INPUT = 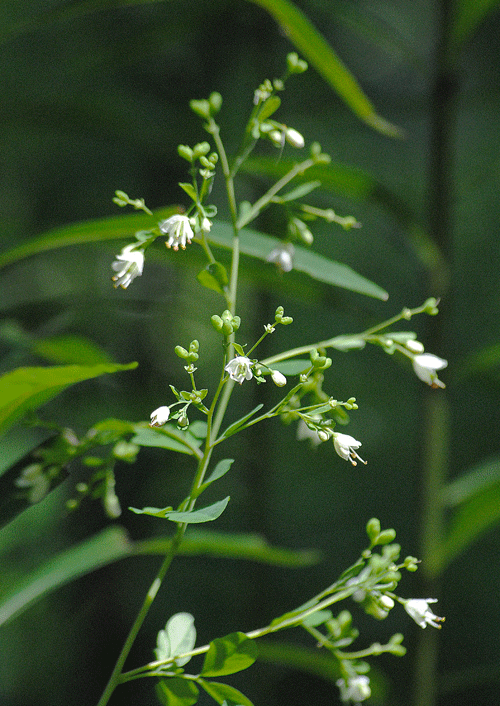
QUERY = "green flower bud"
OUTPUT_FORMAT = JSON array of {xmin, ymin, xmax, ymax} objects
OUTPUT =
[
  {"xmin": 193, "ymin": 142, "xmax": 211, "ymax": 159},
  {"xmin": 175, "ymin": 346, "xmax": 189, "ymax": 359},
  {"xmin": 178, "ymin": 144, "xmax": 194, "ymax": 162},
  {"xmin": 366, "ymin": 517, "xmax": 381, "ymax": 542},
  {"xmin": 190, "ymin": 99, "xmax": 211, "ymax": 119},
  {"xmin": 209, "ymin": 92, "xmax": 222, "ymax": 114},
  {"xmin": 211, "ymin": 315, "xmax": 223, "ymax": 331},
  {"xmin": 423, "ymin": 297, "xmax": 440, "ymax": 315},
  {"xmin": 378, "ymin": 529, "xmax": 397, "ymax": 545},
  {"xmin": 286, "ymin": 52, "xmax": 308, "ymax": 74}
]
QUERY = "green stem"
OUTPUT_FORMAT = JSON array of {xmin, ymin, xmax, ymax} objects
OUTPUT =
[{"xmin": 413, "ymin": 1, "xmax": 454, "ymax": 705}]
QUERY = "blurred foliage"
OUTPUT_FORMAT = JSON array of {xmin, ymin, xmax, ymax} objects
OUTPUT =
[{"xmin": 1, "ymin": 1, "xmax": 500, "ymax": 706}]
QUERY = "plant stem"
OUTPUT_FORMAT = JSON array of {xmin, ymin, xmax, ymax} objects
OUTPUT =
[{"xmin": 413, "ymin": 1, "xmax": 455, "ymax": 705}]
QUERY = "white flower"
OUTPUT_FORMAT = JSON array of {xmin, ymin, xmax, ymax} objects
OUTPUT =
[
  {"xmin": 266, "ymin": 244, "xmax": 295, "ymax": 272},
  {"xmin": 333, "ymin": 433, "xmax": 367, "ymax": 466},
  {"xmin": 159, "ymin": 215, "xmax": 194, "ymax": 250},
  {"xmin": 150, "ymin": 406, "xmax": 171, "ymax": 427},
  {"xmin": 336, "ymin": 675, "xmax": 371, "ymax": 703},
  {"xmin": 225, "ymin": 356, "xmax": 253, "ymax": 384},
  {"xmin": 404, "ymin": 598, "xmax": 445, "ymax": 629},
  {"xmin": 412, "ymin": 353, "xmax": 448, "ymax": 388},
  {"xmin": 285, "ymin": 127, "xmax": 305, "ymax": 148},
  {"xmin": 111, "ymin": 245, "xmax": 145, "ymax": 289},
  {"xmin": 201, "ymin": 217, "xmax": 212, "ymax": 233},
  {"xmin": 296, "ymin": 419, "xmax": 323, "ymax": 447},
  {"xmin": 270, "ymin": 369, "xmax": 287, "ymax": 387},
  {"xmin": 15, "ymin": 463, "xmax": 50, "ymax": 504}
]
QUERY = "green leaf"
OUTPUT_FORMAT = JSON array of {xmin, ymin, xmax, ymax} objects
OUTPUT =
[
  {"xmin": 277, "ymin": 181, "xmax": 322, "ymax": 202},
  {"xmin": 0, "ymin": 529, "xmax": 319, "ymax": 627},
  {"xmin": 196, "ymin": 261, "xmax": 229, "ymax": 295},
  {"xmin": 131, "ymin": 425, "xmax": 203, "ymax": 456},
  {"xmin": 32, "ymin": 334, "xmax": 116, "ymax": 365},
  {"xmin": 0, "ymin": 362, "xmax": 138, "ymax": 439},
  {"xmin": 209, "ymin": 222, "xmax": 388, "ymax": 301},
  {"xmin": 200, "ymin": 680, "xmax": 254, "ymax": 706},
  {"xmin": 141, "ymin": 530, "xmax": 320, "ymax": 567},
  {"xmin": 198, "ymin": 459, "xmax": 234, "ymax": 492},
  {"xmin": 201, "ymin": 632, "xmax": 258, "ymax": 677},
  {"xmin": 442, "ymin": 456, "xmax": 500, "ymax": 507},
  {"xmin": 435, "ymin": 456, "xmax": 500, "ymax": 573},
  {"xmin": 450, "ymin": 0, "xmax": 500, "ymax": 55},
  {"xmin": 438, "ymin": 481, "xmax": 500, "ymax": 573},
  {"xmin": 156, "ymin": 677, "xmax": 199, "ymax": 706},
  {"xmin": 156, "ymin": 613, "xmax": 196, "ymax": 666},
  {"xmin": 178, "ymin": 182, "xmax": 198, "ymax": 201},
  {"xmin": 248, "ymin": 0, "xmax": 402, "ymax": 137},
  {"xmin": 268, "ymin": 359, "xmax": 311, "ymax": 375},
  {"xmin": 219, "ymin": 405, "xmax": 264, "ymax": 441},
  {"xmin": 0, "ymin": 206, "xmax": 177, "ymax": 272},
  {"xmin": 257, "ymin": 95, "xmax": 281, "ymax": 121},
  {"xmin": 130, "ymin": 497, "xmax": 230, "ymax": 524},
  {"xmin": 0, "ymin": 527, "xmax": 131, "ymax": 626}
]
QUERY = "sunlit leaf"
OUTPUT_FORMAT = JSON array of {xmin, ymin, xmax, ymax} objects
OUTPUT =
[
  {"xmin": 200, "ymin": 680, "xmax": 254, "ymax": 706},
  {"xmin": 156, "ymin": 613, "xmax": 196, "ymax": 667},
  {"xmin": 201, "ymin": 632, "xmax": 258, "ymax": 677},
  {"xmin": 0, "ymin": 362, "xmax": 137, "ymax": 439},
  {"xmin": 156, "ymin": 677, "xmax": 199, "ymax": 706},
  {"xmin": 442, "ymin": 456, "xmax": 500, "ymax": 507}
]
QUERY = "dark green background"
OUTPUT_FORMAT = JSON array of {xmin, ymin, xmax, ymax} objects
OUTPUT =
[{"xmin": 1, "ymin": 1, "xmax": 499, "ymax": 705}]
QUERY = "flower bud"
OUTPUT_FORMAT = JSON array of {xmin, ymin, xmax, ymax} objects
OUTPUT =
[
  {"xmin": 285, "ymin": 128, "xmax": 305, "ymax": 148},
  {"xmin": 270, "ymin": 369, "xmax": 287, "ymax": 387},
  {"xmin": 150, "ymin": 406, "xmax": 170, "ymax": 427}
]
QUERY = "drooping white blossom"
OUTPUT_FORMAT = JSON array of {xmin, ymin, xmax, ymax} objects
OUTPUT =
[
  {"xmin": 159, "ymin": 215, "xmax": 194, "ymax": 251},
  {"xmin": 266, "ymin": 244, "xmax": 295, "ymax": 273},
  {"xmin": 111, "ymin": 245, "xmax": 145, "ymax": 289},
  {"xmin": 412, "ymin": 353, "xmax": 448, "ymax": 388},
  {"xmin": 225, "ymin": 356, "xmax": 253, "ymax": 384},
  {"xmin": 333, "ymin": 432, "xmax": 366, "ymax": 466},
  {"xmin": 150, "ymin": 406, "xmax": 171, "ymax": 427},
  {"xmin": 336, "ymin": 675, "xmax": 371, "ymax": 703},
  {"xmin": 404, "ymin": 598, "xmax": 445, "ymax": 629}
]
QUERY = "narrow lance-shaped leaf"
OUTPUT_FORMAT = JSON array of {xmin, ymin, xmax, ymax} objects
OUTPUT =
[
  {"xmin": 0, "ymin": 529, "xmax": 319, "ymax": 627},
  {"xmin": 0, "ymin": 362, "xmax": 138, "ymax": 439},
  {"xmin": 248, "ymin": 0, "xmax": 402, "ymax": 137}
]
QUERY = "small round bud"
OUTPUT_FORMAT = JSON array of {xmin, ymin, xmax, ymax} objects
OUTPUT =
[
  {"xmin": 175, "ymin": 346, "xmax": 189, "ymax": 359},
  {"xmin": 423, "ymin": 297, "xmax": 440, "ymax": 315}
]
